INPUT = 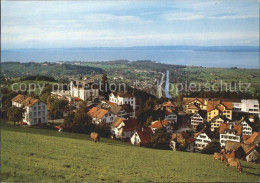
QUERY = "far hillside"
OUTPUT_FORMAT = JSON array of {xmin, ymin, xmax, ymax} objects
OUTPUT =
[{"xmin": 1, "ymin": 62, "xmax": 104, "ymax": 77}]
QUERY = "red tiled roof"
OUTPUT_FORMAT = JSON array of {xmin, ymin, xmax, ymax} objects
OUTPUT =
[
  {"xmin": 112, "ymin": 117, "xmax": 125, "ymax": 128},
  {"xmin": 244, "ymin": 132, "xmax": 259, "ymax": 145},
  {"xmin": 163, "ymin": 101, "xmax": 176, "ymax": 107},
  {"xmin": 149, "ymin": 120, "xmax": 169, "ymax": 129},
  {"xmin": 12, "ymin": 94, "xmax": 40, "ymax": 107},
  {"xmin": 87, "ymin": 107, "xmax": 109, "ymax": 119},
  {"xmin": 219, "ymin": 123, "xmax": 242, "ymax": 136}
]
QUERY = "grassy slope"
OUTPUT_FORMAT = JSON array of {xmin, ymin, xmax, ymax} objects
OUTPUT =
[{"xmin": 1, "ymin": 121, "xmax": 259, "ymax": 182}]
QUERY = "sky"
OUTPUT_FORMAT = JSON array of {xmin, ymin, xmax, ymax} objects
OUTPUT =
[{"xmin": 1, "ymin": 0, "xmax": 259, "ymax": 49}]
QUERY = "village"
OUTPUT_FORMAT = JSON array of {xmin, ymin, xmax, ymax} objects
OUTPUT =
[{"xmin": 7, "ymin": 76, "xmax": 260, "ymax": 171}]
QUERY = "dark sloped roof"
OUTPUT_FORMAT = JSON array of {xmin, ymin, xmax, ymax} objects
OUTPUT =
[
  {"xmin": 194, "ymin": 127, "xmax": 215, "ymax": 140},
  {"xmin": 136, "ymin": 128, "xmax": 153, "ymax": 145},
  {"xmin": 122, "ymin": 118, "xmax": 141, "ymax": 132}
]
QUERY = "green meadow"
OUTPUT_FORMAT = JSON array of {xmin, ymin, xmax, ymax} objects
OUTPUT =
[{"xmin": 1, "ymin": 121, "xmax": 259, "ymax": 182}]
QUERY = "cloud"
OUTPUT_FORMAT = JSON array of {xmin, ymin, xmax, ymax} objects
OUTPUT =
[{"xmin": 162, "ymin": 12, "xmax": 259, "ymax": 21}]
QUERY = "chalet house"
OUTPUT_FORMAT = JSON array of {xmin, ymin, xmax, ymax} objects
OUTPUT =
[
  {"xmin": 87, "ymin": 107, "xmax": 115, "ymax": 124},
  {"xmin": 246, "ymin": 148, "xmax": 260, "ymax": 163},
  {"xmin": 12, "ymin": 94, "xmax": 48, "ymax": 126},
  {"xmin": 149, "ymin": 120, "xmax": 173, "ymax": 134},
  {"xmin": 97, "ymin": 101, "xmax": 134, "ymax": 118},
  {"xmin": 170, "ymin": 132, "xmax": 195, "ymax": 152},
  {"xmin": 219, "ymin": 123, "xmax": 242, "ymax": 147},
  {"xmin": 155, "ymin": 101, "xmax": 177, "ymax": 111},
  {"xmin": 194, "ymin": 127, "xmax": 215, "ymax": 150},
  {"xmin": 109, "ymin": 92, "xmax": 136, "ymax": 110},
  {"xmin": 244, "ymin": 132, "xmax": 260, "ymax": 146},
  {"xmin": 235, "ymin": 117, "xmax": 254, "ymax": 136},
  {"xmin": 164, "ymin": 108, "xmax": 177, "ymax": 123},
  {"xmin": 190, "ymin": 110, "xmax": 207, "ymax": 130},
  {"xmin": 111, "ymin": 118, "xmax": 141, "ymax": 139},
  {"xmin": 224, "ymin": 141, "xmax": 246, "ymax": 160},
  {"xmin": 206, "ymin": 100, "xmax": 232, "ymax": 121},
  {"xmin": 232, "ymin": 99, "xmax": 259, "ymax": 115},
  {"xmin": 70, "ymin": 80, "xmax": 99, "ymax": 101},
  {"xmin": 224, "ymin": 141, "xmax": 259, "ymax": 162},
  {"xmin": 131, "ymin": 128, "xmax": 153, "ymax": 146},
  {"xmin": 210, "ymin": 115, "xmax": 229, "ymax": 132},
  {"xmin": 183, "ymin": 97, "xmax": 207, "ymax": 112}
]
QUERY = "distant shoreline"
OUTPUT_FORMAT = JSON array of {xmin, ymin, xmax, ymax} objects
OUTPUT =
[{"xmin": 1, "ymin": 60, "xmax": 259, "ymax": 70}]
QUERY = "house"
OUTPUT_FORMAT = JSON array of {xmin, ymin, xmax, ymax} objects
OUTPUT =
[
  {"xmin": 224, "ymin": 141, "xmax": 259, "ymax": 162},
  {"xmin": 207, "ymin": 100, "xmax": 232, "ymax": 121},
  {"xmin": 235, "ymin": 117, "xmax": 254, "ymax": 136},
  {"xmin": 97, "ymin": 101, "xmax": 134, "ymax": 118},
  {"xmin": 111, "ymin": 118, "xmax": 141, "ymax": 139},
  {"xmin": 246, "ymin": 148, "xmax": 260, "ymax": 163},
  {"xmin": 186, "ymin": 104, "xmax": 200, "ymax": 114},
  {"xmin": 155, "ymin": 101, "xmax": 177, "ymax": 111},
  {"xmin": 183, "ymin": 97, "xmax": 207, "ymax": 112},
  {"xmin": 219, "ymin": 123, "xmax": 242, "ymax": 147},
  {"xmin": 170, "ymin": 132, "xmax": 195, "ymax": 152},
  {"xmin": 232, "ymin": 99, "xmax": 259, "ymax": 115},
  {"xmin": 149, "ymin": 120, "xmax": 173, "ymax": 134},
  {"xmin": 12, "ymin": 94, "xmax": 48, "ymax": 125},
  {"xmin": 109, "ymin": 92, "xmax": 136, "ymax": 110},
  {"xmin": 210, "ymin": 115, "xmax": 229, "ymax": 132},
  {"xmin": 130, "ymin": 128, "xmax": 153, "ymax": 146},
  {"xmin": 194, "ymin": 127, "xmax": 215, "ymax": 150},
  {"xmin": 164, "ymin": 108, "xmax": 177, "ymax": 123},
  {"xmin": 244, "ymin": 132, "xmax": 260, "ymax": 146},
  {"xmin": 190, "ymin": 110, "xmax": 207, "ymax": 130},
  {"xmin": 109, "ymin": 105, "xmax": 128, "ymax": 118},
  {"xmin": 87, "ymin": 107, "xmax": 115, "ymax": 124},
  {"xmin": 224, "ymin": 141, "xmax": 246, "ymax": 160},
  {"xmin": 70, "ymin": 80, "xmax": 99, "ymax": 101}
]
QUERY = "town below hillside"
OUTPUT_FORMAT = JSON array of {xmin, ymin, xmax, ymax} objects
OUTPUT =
[{"xmin": 1, "ymin": 60, "xmax": 260, "ymax": 182}]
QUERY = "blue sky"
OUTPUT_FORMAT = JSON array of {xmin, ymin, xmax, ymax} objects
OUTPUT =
[{"xmin": 2, "ymin": 0, "xmax": 259, "ymax": 49}]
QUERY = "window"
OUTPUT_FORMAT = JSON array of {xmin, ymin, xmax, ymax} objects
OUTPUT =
[
  {"xmin": 38, "ymin": 112, "xmax": 41, "ymax": 115},
  {"xmin": 34, "ymin": 107, "xmax": 36, "ymax": 111},
  {"xmin": 34, "ymin": 112, "xmax": 36, "ymax": 116}
]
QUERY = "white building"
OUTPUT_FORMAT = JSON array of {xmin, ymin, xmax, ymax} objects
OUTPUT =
[
  {"xmin": 109, "ymin": 92, "xmax": 136, "ymax": 110},
  {"xmin": 237, "ymin": 118, "xmax": 254, "ymax": 136},
  {"xmin": 190, "ymin": 110, "xmax": 207, "ymax": 130},
  {"xmin": 164, "ymin": 108, "xmax": 177, "ymax": 123},
  {"xmin": 233, "ymin": 99, "xmax": 259, "ymax": 114},
  {"xmin": 70, "ymin": 80, "xmax": 99, "ymax": 101},
  {"xmin": 111, "ymin": 118, "xmax": 141, "ymax": 139},
  {"xmin": 219, "ymin": 123, "xmax": 242, "ymax": 147},
  {"xmin": 87, "ymin": 107, "xmax": 115, "ymax": 124},
  {"xmin": 130, "ymin": 128, "xmax": 153, "ymax": 146},
  {"xmin": 194, "ymin": 127, "xmax": 215, "ymax": 150},
  {"xmin": 12, "ymin": 94, "xmax": 48, "ymax": 125}
]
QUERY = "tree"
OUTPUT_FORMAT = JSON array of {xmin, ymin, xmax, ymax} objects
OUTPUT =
[
  {"xmin": 149, "ymin": 127, "xmax": 171, "ymax": 150},
  {"xmin": 177, "ymin": 94, "xmax": 183, "ymax": 111},
  {"xmin": 7, "ymin": 106, "xmax": 26, "ymax": 125},
  {"xmin": 201, "ymin": 141, "xmax": 221, "ymax": 154}
]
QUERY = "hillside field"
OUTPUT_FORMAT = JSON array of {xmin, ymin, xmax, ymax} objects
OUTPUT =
[{"xmin": 1, "ymin": 121, "xmax": 259, "ymax": 182}]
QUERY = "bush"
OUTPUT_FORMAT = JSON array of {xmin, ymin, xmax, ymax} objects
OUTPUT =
[{"xmin": 201, "ymin": 141, "xmax": 221, "ymax": 154}]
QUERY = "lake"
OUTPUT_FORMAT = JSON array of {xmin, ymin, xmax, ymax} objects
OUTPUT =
[{"xmin": 1, "ymin": 48, "xmax": 259, "ymax": 69}]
